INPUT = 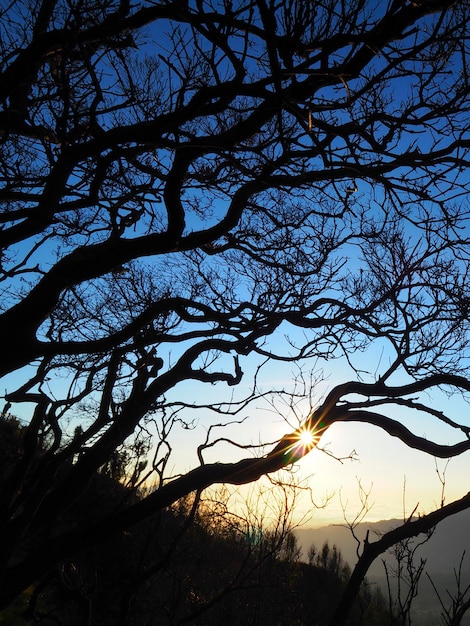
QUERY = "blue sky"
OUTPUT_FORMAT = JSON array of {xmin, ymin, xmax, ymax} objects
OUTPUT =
[
  {"xmin": 147, "ymin": 340, "xmax": 470, "ymax": 527},
  {"xmin": 3, "ymin": 0, "xmax": 470, "ymax": 531}
]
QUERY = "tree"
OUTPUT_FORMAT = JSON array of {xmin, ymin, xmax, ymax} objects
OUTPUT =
[{"xmin": 2, "ymin": 0, "xmax": 470, "ymax": 621}]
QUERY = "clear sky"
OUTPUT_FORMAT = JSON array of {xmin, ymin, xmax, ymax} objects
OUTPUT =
[
  {"xmin": 5, "ymin": 218, "xmax": 470, "ymax": 530},
  {"xmin": 158, "ymin": 345, "xmax": 470, "ymax": 528},
  {"xmin": 3, "ymin": 0, "xmax": 470, "ymax": 534},
  {"xmin": 6, "ymin": 349, "xmax": 469, "ymax": 529}
]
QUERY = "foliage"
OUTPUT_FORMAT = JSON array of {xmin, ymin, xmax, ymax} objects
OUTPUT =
[{"xmin": 0, "ymin": 461, "xmax": 389, "ymax": 625}]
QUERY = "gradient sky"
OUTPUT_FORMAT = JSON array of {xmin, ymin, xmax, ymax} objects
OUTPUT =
[
  {"xmin": 5, "ymin": 242, "xmax": 469, "ymax": 529},
  {"xmin": 159, "ymin": 343, "xmax": 470, "ymax": 528},
  {"xmin": 3, "ymin": 1, "xmax": 470, "ymax": 533}
]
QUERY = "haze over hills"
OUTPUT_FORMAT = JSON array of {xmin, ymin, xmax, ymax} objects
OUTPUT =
[{"xmin": 295, "ymin": 508, "xmax": 470, "ymax": 625}]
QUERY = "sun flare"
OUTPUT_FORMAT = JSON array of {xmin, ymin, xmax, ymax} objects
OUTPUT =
[
  {"xmin": 278, "ymin": 419, "xmax": 326, "ymax": 462},
  {"xmin": 298, "ymin": 429, "xmax": 315, "ymax": 447}
]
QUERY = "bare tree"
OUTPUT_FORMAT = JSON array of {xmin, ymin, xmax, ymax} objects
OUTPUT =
[
  {"xmin": 2, "ymin": 0, "xmax": 470, "ymax": 620},
  {"xmin": 428, "ymin": 552, "xmax": 470, "ymax": 626}
]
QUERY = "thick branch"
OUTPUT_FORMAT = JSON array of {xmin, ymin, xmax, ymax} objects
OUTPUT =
[{"xmin": 330, "ymin": 491, "xmax": 470, "ymax": 625}]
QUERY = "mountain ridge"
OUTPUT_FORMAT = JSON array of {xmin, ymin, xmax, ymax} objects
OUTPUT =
[
  {"xmin": 295, "ymin": 507, "xmax": 470, "ymax": 576},
  {"xmin": 295, "ymin": 507, "xmax": 470, "ymax": 625}
]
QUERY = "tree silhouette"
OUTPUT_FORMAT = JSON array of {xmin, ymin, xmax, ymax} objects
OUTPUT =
[{"xmin": 2, "ymin": 0, "xmax": 470, "ymax": 621}]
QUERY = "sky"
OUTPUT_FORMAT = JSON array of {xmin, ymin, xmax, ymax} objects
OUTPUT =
[
  {"xmin": 157, "ymin": 347, "xmax": 470, "ymax": 528},
  {"xmin": 4, "ymin": 253, "xmax": 470, "ymax": 530},
  {"xmin": 5, "ymin": 350, "xmax": 470, "ymax": 528},
  {"xmin": 3, "ymin": 0, "xmax": 470, "ymax": 533}
]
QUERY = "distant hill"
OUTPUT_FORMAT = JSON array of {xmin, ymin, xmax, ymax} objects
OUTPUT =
[{"xmin": 295, "ymin": 508, "xmax": 470, "ymax": 625}]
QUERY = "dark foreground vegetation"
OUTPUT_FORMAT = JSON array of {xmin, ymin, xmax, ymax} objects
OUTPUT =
[{"xmin": 0, "ymin": 417, "xmax": 387, "ymax": 625}]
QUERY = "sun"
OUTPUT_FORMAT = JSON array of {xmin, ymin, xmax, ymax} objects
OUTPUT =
[
  {"xmin": 288, "ymin": 427, "xmax": 317, "ymax": 457},
  {"xmin": 298, "ymin": 429, "xmax": 315, "ymax": 448},
  {"xmin": 279, "ymin": 423, "xmax": 321, "ymax": 462}
]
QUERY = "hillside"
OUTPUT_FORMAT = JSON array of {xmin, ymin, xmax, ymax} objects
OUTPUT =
[{"xmin": 295, "ymin": 508, "xmax": 470, "ymax": 625}]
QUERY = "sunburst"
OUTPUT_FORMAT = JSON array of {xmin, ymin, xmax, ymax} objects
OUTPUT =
[
  {"xmin": 298, "ymin": 428, "xmax": 315, "ymax": 448},
  {"xmin": 283, "ymin": 426, "xmax": 318, "ymax": 460}
]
